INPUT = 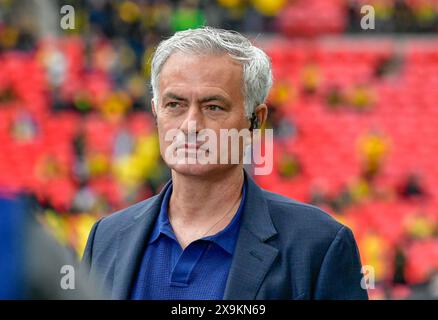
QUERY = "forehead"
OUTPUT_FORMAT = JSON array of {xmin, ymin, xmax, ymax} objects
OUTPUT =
[{"xmin": 158, "ymin": 51, "xmax": 244, "ymax": 100}]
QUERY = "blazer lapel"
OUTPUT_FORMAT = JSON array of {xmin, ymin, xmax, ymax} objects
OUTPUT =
[
  {"xmin": 223, "ymin": 172, "xmax": 278, "ymax": 300},
  {"xmin": 112, "ymin": 181, "xmax": 171, "ymax": 299}
]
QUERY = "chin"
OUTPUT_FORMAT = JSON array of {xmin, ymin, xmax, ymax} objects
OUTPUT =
[{"xmin": 168, "ymin": 162, "xmax": 234, "ymax": 178}]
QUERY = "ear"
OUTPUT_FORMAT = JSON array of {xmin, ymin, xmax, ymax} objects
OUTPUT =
[
  {"xmin": 254, "ymin": 103, "xmax": 268, "ymax": 128},
  {"xmin": 151, "ymin": 98, "xmax": 157, "ymax": 119}
]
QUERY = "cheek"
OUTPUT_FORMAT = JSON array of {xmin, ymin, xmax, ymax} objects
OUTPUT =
[
  {"xmin": 156, "ymin": 121, "xmax": 175, "ymax": 151},
  {"xmin": 226, "ymin": 117, "xmax": 250, "ymax": 132},
  {"xmin": 211, "ymin": 112, "xmax": 248, "ymax": 130},
  {"xmin": 157, "ymin": 117, "xmax": 175, "ymax": 135}
]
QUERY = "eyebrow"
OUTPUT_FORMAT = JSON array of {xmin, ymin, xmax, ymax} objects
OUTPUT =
[
  {"xmin": 163, "ymin": 92, "xmax": 231, "ymax": 106},
  {"xmin": 198, "ymin": 95, "xmax": 230, "ymax": 106},
  {"xmin": 163, "ymin": 92, "xmax": 188, "ymax": 102}
]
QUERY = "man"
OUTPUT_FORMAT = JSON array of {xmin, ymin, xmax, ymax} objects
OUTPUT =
[{"xmin": 82, "ymin": 27, "xmax": 368, "ymax": 300}]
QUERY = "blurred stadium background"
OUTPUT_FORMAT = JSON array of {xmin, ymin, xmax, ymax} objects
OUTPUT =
[{"xmin": 1, "ymin": 0, "xmax": 438, "ymax": 299}]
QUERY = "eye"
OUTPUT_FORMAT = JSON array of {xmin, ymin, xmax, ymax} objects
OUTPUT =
[
  {"xmin": 206, "ymin": 105, "xmax": 224, "ymax": 111},
  {"xmin": 166, "ymin": 102, "xmax": 181, "ymax": 109}
]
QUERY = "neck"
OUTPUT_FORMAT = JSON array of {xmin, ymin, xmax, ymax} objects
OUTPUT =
[{"xmin": 169, "ymin": 166, "xmax": 245, "ymax": 224}]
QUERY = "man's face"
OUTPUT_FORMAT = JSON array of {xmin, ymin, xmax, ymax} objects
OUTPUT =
[{"xmin": 153, "ymin": 51, "xmax": 250, "ymax": 177}]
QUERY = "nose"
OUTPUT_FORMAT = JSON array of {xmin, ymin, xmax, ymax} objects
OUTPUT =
[{"xmin": 180, "ymin": 105, "xmax": 205, "ymax": 136}]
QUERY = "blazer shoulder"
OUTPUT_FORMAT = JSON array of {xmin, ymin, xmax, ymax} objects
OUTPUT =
[
  {"xmin": 261, "ymin": 189, "xmax": 345, "ymax": 238},
  {"xmin": 97, "ymin": 194, "xmax": 160, "ymax": 232}
]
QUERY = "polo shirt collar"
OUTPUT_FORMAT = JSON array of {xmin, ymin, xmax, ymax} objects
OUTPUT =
[{"xmin": 148, "ymin": 176, "xmax": 247, "ymax": 255}]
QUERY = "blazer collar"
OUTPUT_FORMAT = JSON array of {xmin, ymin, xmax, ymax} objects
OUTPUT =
[
  {"xmin": 222, "ymin": 170, "xmax": 279, "ymax": 299},
  {"xmin": 238, "ymin": 170, "xmax": 277, "ymax": 242},
  {"xmin": 112, "ymin": 169, "xmax": 278, "ymax": 300},
  {"xmin": 112, "ymin": 180, "xmax": 170, "ymax": 299}
]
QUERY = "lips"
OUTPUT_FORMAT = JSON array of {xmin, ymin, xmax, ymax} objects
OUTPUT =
[
  {"xmin": 181, "ymin": 143, "xmax": 205, "ymax": 150},
  {"xmin": 185, "ymin": 143, "xmax": 199, "ymax": 148}
]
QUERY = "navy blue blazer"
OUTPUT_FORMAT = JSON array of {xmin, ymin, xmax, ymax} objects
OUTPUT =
[{"xmin": 82, "ymin": 170, "xmax": 368, "ymax": 300}]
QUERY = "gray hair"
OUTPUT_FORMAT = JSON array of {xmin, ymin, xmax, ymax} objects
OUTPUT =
[{"xmin": 150, "ymin": 27, "xmax": 273, "ymax": 119}]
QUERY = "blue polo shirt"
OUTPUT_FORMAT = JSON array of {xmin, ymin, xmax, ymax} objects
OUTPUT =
[{"xmin": 130, "ymin": 178, "xmax": 247, "ymax": 300}]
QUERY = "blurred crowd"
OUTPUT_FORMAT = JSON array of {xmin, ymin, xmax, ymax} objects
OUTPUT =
[
  {"xmin": 1, "ymin": 0, "xmax": 438, "ymax": 299},
  {"xmin": 261, "ymin": 38, "xmax": 438, "ymax": 299}
]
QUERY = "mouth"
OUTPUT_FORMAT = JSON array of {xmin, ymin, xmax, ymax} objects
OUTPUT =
[
  {"xmin": 175, "ymin": 144, "xmax": 211, "ymax": 157},
  {"xmin": 181, "ymin": 143, "xmax": 204, "ymax": 150}
]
